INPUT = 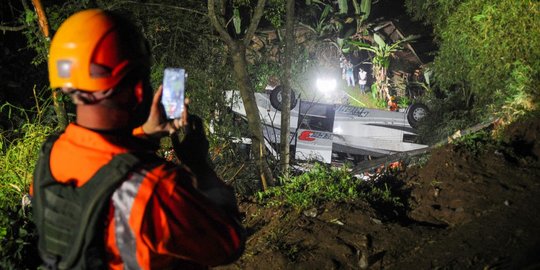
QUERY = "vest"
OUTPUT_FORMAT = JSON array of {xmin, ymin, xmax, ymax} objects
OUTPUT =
[{"xmin": 32, "ymin": 134, "xmax": 156, "ymax": 270}]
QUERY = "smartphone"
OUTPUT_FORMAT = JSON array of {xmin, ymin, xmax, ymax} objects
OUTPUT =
[{"xmin": 161, "ymin": 68, "xmax": 186, "ymax": 119}]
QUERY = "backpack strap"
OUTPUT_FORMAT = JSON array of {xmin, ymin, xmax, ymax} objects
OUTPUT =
[{"xmin": 33, "ymin": 134, "xmax": 159, "ymax": 270}]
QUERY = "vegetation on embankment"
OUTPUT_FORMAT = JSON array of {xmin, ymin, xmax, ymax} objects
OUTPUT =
[{"xmin": 404, "ymin": 0, "xmax": 540, "ymax": 144}]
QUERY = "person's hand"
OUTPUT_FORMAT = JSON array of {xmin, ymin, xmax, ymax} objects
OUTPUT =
[{"xmin": 141, "ymin": 85, "xmax": 186, "ymax": 137}]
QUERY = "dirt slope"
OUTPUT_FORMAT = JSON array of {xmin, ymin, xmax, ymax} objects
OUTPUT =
[{"xmin": 217, "ymin": 118, "xmax": 540, "ymax": 270}]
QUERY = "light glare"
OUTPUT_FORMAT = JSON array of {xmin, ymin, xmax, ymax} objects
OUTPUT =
[{"xmin": 316, "ymin": 78, "xmax": 337, "ymax": 93}]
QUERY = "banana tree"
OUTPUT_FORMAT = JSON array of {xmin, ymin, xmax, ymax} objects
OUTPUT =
[
  {"xmin": 352, "ymin": 0, "xmax": 371, "ymax": 33},
  {"xmin": 300, "ymin": 1, "xmax": 338, "ymax": 38},
  {"xmin": 303, "ymin": 0, "xmax": 372, "ymax": 54},
  {"xmin": 349, "ymin": 33, "xmax": 416, "ymax": 101}
]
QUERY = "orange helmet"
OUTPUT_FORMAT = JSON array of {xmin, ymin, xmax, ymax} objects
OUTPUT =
[{"xmin": 48, "ymin": 9, "xmax": 150, "ymax": 92}]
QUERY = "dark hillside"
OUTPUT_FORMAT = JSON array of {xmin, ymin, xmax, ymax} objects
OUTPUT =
[{"xmin": 217, "ymin": 117, "xmax": 540, "ymax": 269}]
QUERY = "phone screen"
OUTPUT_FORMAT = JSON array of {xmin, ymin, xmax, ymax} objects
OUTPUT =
[{"xmin": 162, "ymin": 68, "xmax": 185, "ymax": 119}]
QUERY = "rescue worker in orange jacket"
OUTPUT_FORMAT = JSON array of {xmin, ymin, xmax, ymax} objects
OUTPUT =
[{"xmin": 32, "ymin": 9, "xmax": 245, "ymax": 269}]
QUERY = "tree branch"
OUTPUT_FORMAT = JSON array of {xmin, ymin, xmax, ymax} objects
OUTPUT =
[
  {"xmin": 109, "ymin": 1, "xmax": 208, "ymax": 17},
  {"xmin": 243, "ymin": 0, "xmax": 267, "ymax": 47},
  {"xmin": 0, "ymin": 24, "xmax": 26, "ymax": 32},
  {"xmin": 31, "ymin": 0, "xmax": 50, "ymax": 38},
  {"xmin": 207, "ymin": 0, "xmax": 235, "ymax": 48},
  {"xmin": 21, "ymin": 0, "xmax": 30, "ymax": 11}
]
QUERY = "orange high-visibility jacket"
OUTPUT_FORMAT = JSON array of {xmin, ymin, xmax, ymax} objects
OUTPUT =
[{"xmin": 40, "ymin": 123, "xmax": 244, "ymax": 269}]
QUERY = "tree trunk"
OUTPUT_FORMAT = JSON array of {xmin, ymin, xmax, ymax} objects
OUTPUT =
[
  {"xmin": 29, "ymin": 0, "xmax": 68, "ymax": 129},
  {"xmin": 207, "ymin": 0, "xmax": 274, "ymax": 189},
  {"xmin": 230, "ymin": 44, "xmax": 274, "ymax": 189},
  {"xmin": 374, "ymin": 65, "xmax": 390, "ymax": 102},
  {"xmin": 279, "ymin": 0, "xmax": 295, "ymax": 177}
]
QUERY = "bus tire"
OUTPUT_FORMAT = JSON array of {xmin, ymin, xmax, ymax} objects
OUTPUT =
[{"xmin": 270, "ymin": 85, "xmax": 298, "ymax": 111}]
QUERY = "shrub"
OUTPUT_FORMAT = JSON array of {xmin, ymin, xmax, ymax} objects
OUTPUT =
[
  {"xmin": 256, "ymin": 163, "xmax": 362, "ymax": 210},
  {"xmin": 256, "ymin": 163, "xmax": 408, "ymax": 215},
  {"xmin": 405, "ymin": 0, "xmax": 540, "ymax": 138},
  {"xmin": 0, "ymin": 120, "xmax": 53, "ymax": 269},
  {"xmin": 450, "ymin": 130, "xmax": 493, "ymax": 156}
]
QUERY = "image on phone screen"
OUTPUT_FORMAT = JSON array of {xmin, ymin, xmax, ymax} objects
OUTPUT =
[{"xmin": 162, "ymin": 68, "xmax": 185, "ymax": 119}]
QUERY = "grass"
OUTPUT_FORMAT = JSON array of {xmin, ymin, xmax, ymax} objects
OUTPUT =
[
  {"xmin": 256, "ymin": 163, "xmax": 407, "ymax": 215},
  {"xmin": 0, "ymin": 121, "xmax": 54, "ymax": 269},
  {"xmin": 0, "ymin": 123, "xmax": 54, "ymax": 209},
  {"xmin": 256, "ymin": 163, "xmax": 361, "ymax": 210},
  {"xmin": 0, "ymin": 96, "xmax": 56, "ymax": 269},
  {"xmin": 341, "ymin": 85, "xmax": 382, "ymax": 109}
]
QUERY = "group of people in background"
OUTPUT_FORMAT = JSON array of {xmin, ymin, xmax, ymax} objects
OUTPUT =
[{"xmin": 340, "ymin": 56, "xmax": 368, "ymax": 93}]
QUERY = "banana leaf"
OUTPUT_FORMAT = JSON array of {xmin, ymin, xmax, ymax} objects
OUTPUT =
[{"xmin": 233, "ymin": 8, "xmax": 241, "ymax": 34}]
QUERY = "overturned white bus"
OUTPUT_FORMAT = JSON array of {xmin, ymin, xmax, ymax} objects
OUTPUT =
[{"xmin": 226, "ymin": 87, "xmax": 429, "ymax": 164}]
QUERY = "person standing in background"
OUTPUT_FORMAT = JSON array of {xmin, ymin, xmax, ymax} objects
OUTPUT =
[
  {"xmin": 358, "ymin": 68, "xmax": 367, "ymax": 93},
  {"xmin": 345, "ymin": 60, "xmax": 355, "ymax": 87}
]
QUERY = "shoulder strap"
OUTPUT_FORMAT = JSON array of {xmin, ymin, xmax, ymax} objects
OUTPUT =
[{"xmin": 32, "ymin": 134, "xmax": 159, "ymax": 270}]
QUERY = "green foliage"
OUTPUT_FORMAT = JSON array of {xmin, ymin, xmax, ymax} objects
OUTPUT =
[
  {"xmin": 416, "ymin": 90, "xmax": 479, "ymax": 145},
  {"xmin": 21, "ymin": 1, "xmax": 93, "ymax": 66},
  {"xmin": 397, "ymin": 96, "xmax": 410, "ymax": 108},
  {"xmin": 349, "ymin": 34, "xmax": 416, "ymax": 69},
  {"xmin": 360, "ymin": 170, "xmax": 409, "ymax": 220},
  {"xmin": 248, "ymin": 60, "xmax": 281, "ymax": 92},
  {"xmin": 451, "ymin": 130, "xmax": 493, "ymax": 156},
  {"xmin": 256, "ymin": 163, "xmax": 407, "ymax": 213},
  {"xmin": 0, "ymin": 204, "xmax": 39, "ymax": 270},
  {"xmin": 0, "ymin": 90, "xmax": 55, "ymax": 209},
  {"xmin": 365, "ymin": 182, "xmax": 403, "ymax": 209},
  {"xmin": 349, "ymin": 34, "xmax": 417, "ymax": 105},
  {"xmin": 256, "ymin": 163, "xmax": 362, "ymax": 210},
  {"xmin": 404, "ymin": 0, "xmax": 464, "ymax": 34},
  {"xmin": 0, "ymin": 100, "xmax": 54, "ymax": 269},
  {"xmin": 436, "ymin": 1, "xmax": 539, "ymax": 108},
  {"xmin": 337, "ymin": 0, "xmax": 348, "ymax": 14},
  {"xmin": 496, "ymin": 61, "xmax": 537, "ymax": 122},
  {"xmin": 0, "ymin": 121, "xmax": 53, "ymax": 210},
  {"xmin": 20, "ymin": 8, "xmax": 47, "ymax": 66},
  {"xmin": 350, "ymin": 0, "xmax": 371, "ymax": 26},
  {"xmin": 265, "ymin": 0, "xmax": 286, "ymax": 29},
  {"xmin": 302, "ymin": 0, "xmax": 372, "ymax": 37},
  {"xmin": 233, "ymin": 8, "xmax": 242, "ymax": 34},
  {"xmin": 300, "ymin": 1, "xmax": 340, "ymax": 38},
  {"xmin": 370, "ymin": 83, "xmax": 378, "ymax": 100},
  {"xmin": 405, "ymin": 0, "xmax": 539, "ymax": 138},
  {"xmin": 368, "ymin": 84, "xmax": 386, "ymax": 109}
]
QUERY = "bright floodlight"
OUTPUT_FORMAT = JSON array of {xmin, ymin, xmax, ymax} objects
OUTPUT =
[{"xmin": 316, "ymin": 78, "xmax": 337, "ymax": 93}]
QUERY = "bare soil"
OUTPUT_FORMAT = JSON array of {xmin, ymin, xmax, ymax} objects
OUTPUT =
[{"xmin": 218, "ymin": 118, "xmax": 540, "ymax": 270}]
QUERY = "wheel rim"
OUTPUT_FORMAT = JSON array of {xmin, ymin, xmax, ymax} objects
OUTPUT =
[{"xmin": 413, "ymin": 107, "xmax": 426, "ymax": 121}]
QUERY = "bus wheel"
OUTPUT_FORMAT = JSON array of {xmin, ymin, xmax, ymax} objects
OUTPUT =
[
  {"xmin": 270, "ymin": 85, "xmax": 298, "ymax": 111},
  {"xmin": 407, "ymin": 103, "xmax": 429, "ymax": 128}
]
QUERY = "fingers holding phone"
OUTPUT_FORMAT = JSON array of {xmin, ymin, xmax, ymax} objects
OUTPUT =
[
  {"xmin": 162, "ymin": 68, "xmax": 186, "ymax": 119},
  {"xmin": 163, "ymin": 68, "xmax": 189, "ymax": 132},
  {"xmin": 140, "ymin": 68, "xmax": 188, "ymax": 136}
]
